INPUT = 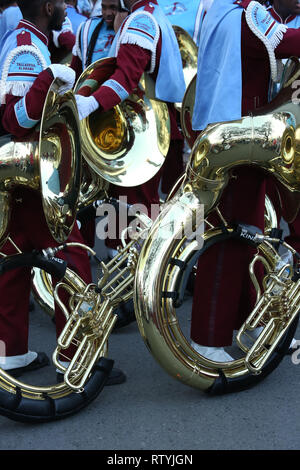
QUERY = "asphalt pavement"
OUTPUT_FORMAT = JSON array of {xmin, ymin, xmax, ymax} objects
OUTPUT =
[{"xmin": 0, "ymin": 236, "xmax": 299, "ymax": 452}]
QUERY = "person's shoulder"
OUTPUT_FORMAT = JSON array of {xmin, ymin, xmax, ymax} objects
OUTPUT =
[
  {"xmin": 234, "ymin": 0, "xmax": 252, "ymax": 8},
  {"xmin": 80, "ymin": 15, "xmax": 103, "ymax": 35},
  {"xmin": 126, "ymin": 8, "xmax": 159, "ymax": 34}
]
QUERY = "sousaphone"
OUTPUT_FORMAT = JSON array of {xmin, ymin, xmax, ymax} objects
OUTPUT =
[
  {"xmin": 172, "ymin": 25, "xmax": 198, "ymax": 112},
  {"xmin": 0, "ymin": 79, "xmax": 82, "ymax": 247},
  {"xmin": 74, "ymin": 57, "xmax": 171, "ymax": 187}
]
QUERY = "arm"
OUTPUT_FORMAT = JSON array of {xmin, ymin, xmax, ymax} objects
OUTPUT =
[
  {"xmin": 92, "ymin": 43, "xmax": 151, "ymax": 111},
  {"xmin": 243, "ymin": 13, "xmax": 300, "ymax": 59},
  {"xmin": 2, "ymin": 69, "xmax": 53, "ymax": 138},
  {"xmin": 70, "ymin": 54, "xmax": 83, "ymax": 80},
  {"xmin": 57, "ymin": 30, "xmax": 76, "ymax": 52},
  {"xmin": 275, "ymin": 27, "xmax": 300, "ymax": 59}
]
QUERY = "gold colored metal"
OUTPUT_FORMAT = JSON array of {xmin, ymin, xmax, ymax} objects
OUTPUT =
[
  {"xmin": 52, "ymin": 216, "xmax": 152, "ymax": 390},
  {"xmin": 134, "ymin": 59, "xmax": 300, "ymax": 390},
  {"xmin": 173, "ymin": 25, "xmax": 198, "ymax": 112},
  {"xmin": 264, "ymin": 194, "xmax": 278, "ymax": 234},
  {"xmin": 26, "ymin": 61, "xmax": 300, "ymax": 397},
  {"xmin": 181, "ymin": 74, "xmax": 198, "ymax": 149},
  {"xmin": 0, "ymin": 243, "xmax": 96, "ymax": 399},
  {"xmin": 31, "ymin": 267, "xmax": 54, "ymax": 316},
  {"xmin": 0, "ymin": 80, "xmax": 82, "ymax": 247},
  {"xmin": 74, "ymin": 58, "xmax": 170, "ymax": 187},
  {"xmin": 237, "ymin": 239, "xmax": 299, "ymax": 374},
  {"xmin": 79, "ymin": 160, "xmax": 109, "ymax": 209},
  {"xmin": 39, "ymin": 83, "xmax": 82, "ymax": 242}
]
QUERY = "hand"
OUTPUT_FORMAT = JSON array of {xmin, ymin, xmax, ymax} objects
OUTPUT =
[
  {"xmin": 48, "ymin": 64, "xmax": 76, "ymax": 95},
  {"xmin": 75, "ymin": 94, "xmax": 99, "ymax": 120}
]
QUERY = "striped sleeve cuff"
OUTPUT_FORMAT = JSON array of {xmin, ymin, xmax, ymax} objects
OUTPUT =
[
  {"xmin": 14, "ymin": 96, "xmax": 39, "ymax": 129},
  {"xmin": 101, "ymin": 79, "xmax": 129, "ymax": 102}
]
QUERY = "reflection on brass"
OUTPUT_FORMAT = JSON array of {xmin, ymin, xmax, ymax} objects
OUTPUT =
[
  {"xmin": 181, "ymin": 74, "xmax": 198, "ymax": 148},
  {"xmin": 52, "ymin": 219, "xmax": 152, "ymax": 390},
  {"xmin": 0, "ymin": 80, "xmax": 81, "ymax": 246},
  {"xmin": 92, "ymin": 108, "xmax": 124, "ymax": 153},
  {"xmin": 30, "ymin": 61, "xmax": 300, "ymax": 398},
  {"xmin": 236, "ymin": 239, "xmax": 300, "ymax": 375},
  {"xmin": 173, "ymin": 26, "xmax": 198, "ymax": 112},
  {"xmin": 74, "ymin": 58, "xmax": 170, "ymax": 186},
  {"xmin": 134, "ymin": 58, "xmax": 300, "ymax": 390}
]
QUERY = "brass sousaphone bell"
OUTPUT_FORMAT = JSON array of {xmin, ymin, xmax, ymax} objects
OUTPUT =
[
  {"xmin": 172, "ymin": 25, "xmax": 198, "ymax": 113},
  {"xmin": 0, "ymin": 80, "xmax": 82, "ymax": 247},
  {"xmin": 74, "ymin": 57, "xmax": 171, "ymax": 187}
]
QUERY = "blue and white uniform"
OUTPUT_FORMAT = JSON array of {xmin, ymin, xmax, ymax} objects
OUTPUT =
[
  {"xmin": 0, "ymin": 19, "xmax": 51, "ymax": 131},
  {"xmin": 0, "ymin": 6, "xmax": 22, "ymax": 45},
  {"xmin": 108, "ymin": 0, "xmax": 185, "ymax": 103},
  {"xmin": 66, "ymin": 5, "xmax": 86, "ymax": 35},
  {"xmin": 73, "ymin": 16, "xmax": 116, "ymax": 69},
  {"xmin": 158, "ymin": 0, "xmax": 214, "ymax": 46}
]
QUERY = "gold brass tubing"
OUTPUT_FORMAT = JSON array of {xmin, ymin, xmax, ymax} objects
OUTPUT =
[
  {"xmin": 245, "ymin": 321, "xmax": 279, "ymax": 374},
  {"xmin": 244, "ymin": 285, "xmax": 300, "ymax": 374},
  {"xmin": 249, "ymin": 254, "xmax": 272, "ymax": 303},
  {"xmin": 65, "ymin": 313, "xmax": 116, "ymax": 390},
  {"xmin": 53, "ymin": 282, "xmax": 76, "ymax": 321},
  {"xmin": 108, "ymin": 275, "xmax": 134, "ymax": 302},
  {"xmin": 57, "ymin": 316, "xmax": 83, "ymax": 349},
  {"xmin": 214, "ymin": 207, "xmax": 228, "ymax": 227},
  {"xmin": 6, "ymin": 237, "xmax": 22, "ymax": 254},
  {"xmin": 0, "ymin": 368, "xmax": 70, "ymax": 396},
  {"xmin": 101, "ymin": 266, "xmax": 131, "ymax": 292},
  {"xmin": 289, "ymin": 281, "xmax": 300, "ymax": 309}
]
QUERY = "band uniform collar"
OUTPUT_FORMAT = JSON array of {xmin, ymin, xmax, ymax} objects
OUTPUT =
[{"xmin": 17, "ymin": 19, "xmax": 49, "ymax": 46}]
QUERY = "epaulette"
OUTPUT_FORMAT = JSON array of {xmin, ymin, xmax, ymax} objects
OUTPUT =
[
  {"xmin": 16, "ymin": 30, "xmax": 32, "ymax": 47},
  {"xmin": 234, "ymin": 0, "xmax": 252, "ymax": 8},
  {"xmin": 144, "ymin": 3, "xmax": 155, "ymax": 14}
]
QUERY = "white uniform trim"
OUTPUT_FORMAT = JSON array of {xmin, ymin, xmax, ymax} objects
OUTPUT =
[
  {"xmin": 0, "ymin": 44, "xmax": 48, "ymax": 105},
  {"xmin": 116, "ymin": 10, "xmax": 160, "ymax": 74}
]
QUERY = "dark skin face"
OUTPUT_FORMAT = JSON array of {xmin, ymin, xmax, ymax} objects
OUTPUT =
[
  {"xmin": 48, "ymin": 0, "xmax": 67, "ymax": 30},
  {"xmin": 272, "ymin": 0, "xmax": 300, "ymax": 19},
  {"xmin": 102, "ymin": 0, "xmax": 120, "ymax": 27},
  {"xmin": 23, "ymin": 0, "xmax": 67, "ymax": 36},
  {"xmin": 25, "ymin": 0, "xmax": 67, "ymax": 36}
]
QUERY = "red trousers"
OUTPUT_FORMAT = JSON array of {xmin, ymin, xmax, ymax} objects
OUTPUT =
[
  {"xmin": 105, "ymin": 138, "xmax": 184, "ymax": 250},
  {"xmin": 105, "ymin": 168, "xmax": 162, "ymax": 250},
  {"xmin": 160, "ymin": 139, "xmax": 184, "ymax": 195},
  {"xmin": 191, "ymin": 167, "xmax": 266, "ymax": 346},
  {"xmin": 266, "ymin": 176, "xmax": 300, "ymax": 254},
  {"xmin": 0, "ymin": 189, "xmax": 92, "ymax": 357},
  {"xmin": 80, "ymin": 218, "xmax": 96, "ymax": 249}
]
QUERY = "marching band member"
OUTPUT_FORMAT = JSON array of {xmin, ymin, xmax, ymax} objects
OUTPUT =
[
  {"xmin": 75, "ymin": 0, "xmax": 186, "ymax": 260},
  {"xmin": 71, "ymin": 0, "xmax": 123, "ymax": 249},
  {"xmin": 190, "ymin": 0, "xmax": 300, "ymax": 362},
  {"xmin": 266, "ymin": 0, "xmax": 300, "ymax": 261},
  {"xmin": 0, "ymin": 0, "xmax": 76, "ymax": 64},
  {"xmin": 77, "ymin": 0, "xmax": 102, "ymax": 16},
  {"xmin": 65, "ymin": 0, "xmax": 86, "ymax": 35},
  {"xmin": 77, "ymin": 0, "xmax": 93, "ymax": 16},
  {"xmin": 49, "ymin": 14, "xmax": 76, "ymax": 62},
  {"xmin": 157, "ymin": 1, "xmax": 215, "ymax": 197},
  {"xmin": 0, "ymin": 0, "xmax": 125, "ymax": 385},
  {"xmin": 71, "ymin": 0, "xmax": 121, "ymax": 78}
]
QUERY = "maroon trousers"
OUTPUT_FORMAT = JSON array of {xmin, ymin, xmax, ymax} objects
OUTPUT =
[
  {"xmin": 190, "ymin": 167, "xmax": 266, "ymax": 347},
  {"xmin": 0, "ymin": 189, "xmax": 92, "ymax": 357},
  {"xmin": 105, "ymin": 138, "xmax": 184, "ymax": 250},
  {"xmin": 266, "ymin": 175, "xmax": 300, "ymax": 258}
]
